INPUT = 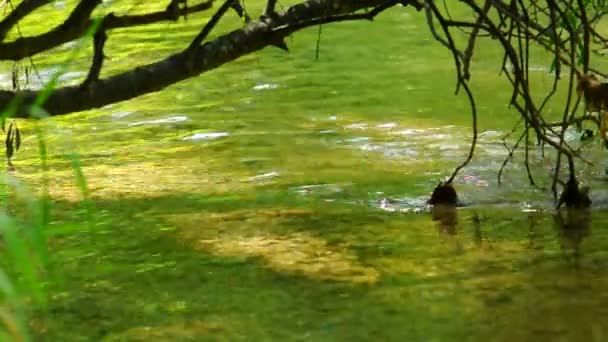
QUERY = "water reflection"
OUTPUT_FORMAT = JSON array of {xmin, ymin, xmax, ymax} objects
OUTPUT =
[
  {"xmin": 430, "ymin": 204, "xmax": 458, "ymax": 235},
  {"xmin": 471, "ymin": 212, "xmax": 484, "ymax": 248},
  {"xmin": 526, "ymin": 212, "xmax": 542, "ymax": 250},
  {"xmin": 553, "ymin": 208, "xmax": 592, "ymax": 261}
]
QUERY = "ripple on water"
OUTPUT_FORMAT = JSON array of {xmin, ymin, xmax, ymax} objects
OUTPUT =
[
  {"xmin": 335, "ymin": 123, "xmax": 608, "ymax": 209},
  {"xmin": 346, "ymin": 137, "xmax": 370, "ymax": 143},
  {"xmin": 0, "ymin": 69, "xmax": 85, "ymax": 89},
  {"xmin": 427, "ymin": 142, "xmax": 461, "ymax": 150},
  {"xmin": 395, "ymin": 128, "xmax": 423, "ymax": 135},
  {"xmin": 359, "ymin": 142, "xmax": 419, "ymax": 158},
  {"xmin": 111, "ymin": 111, "xmax": 135, "ymax": 119},
  {"xmin": 478, "ymin": 130, "xmax": 503, "ymax": 139},
  {"xmin": 368, "ymin": 191, "xmax": 551, "ymax": 213},
  {"xmin": 343, "ymin": 125, "xmax": 503, "ymax": 163},
  {"xmin": 128, "ymin": 116, "xmax": 189, "ymax": 127},
  {"xmin": 249, "ymin": 171, "xmax": 280, "ymax": 182},
  {"xmin": 376, "ymin": 122, "xmax": 397, "ymax": 129},
  {"xmin": 252, "ymin": 83, "xmax": 278, "ymax": 91},
  {"xmin": 371, "ymin": 196, "xmax": 430, "ymax": 213},
  {"xmin": 183, "ymin": 132, "xmax": 229, "ymax": 141},
  {"xmin": 291, "ymin": 183, "xmax": 345, "ymax": 196},
  {"xmin": 344, "ymin": 123, "xmax": 368, "ymax": 130}
]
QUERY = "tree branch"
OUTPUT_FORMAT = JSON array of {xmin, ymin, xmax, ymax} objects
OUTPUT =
[
  {"xmin": 82, "ymin": 20, "xmax": 107, "ymax": 88},
  {"xmin": 0, "ymin": 0, "xmax": 100, "ymax": 61},
  {"xmin": 0, "ymin": 0, "xmax": 213, "ymax": 61},
  {"xmin": 104, "ymin": 0, "xmax": 212, "ymax": 29},
  {"xmin": 462, "ymin": 0, "xmax": 491, "ymax": 80},
  {"xmin": 0, "ymin": 0, "xmax": 398, "ymax": 117},
  {"xmin": 186, "ymin": 0, "xmax": 237, "ymax": 54},
  {"xmin": 0, "ymin": 0, "xmax": 51, "ymax": 42}
]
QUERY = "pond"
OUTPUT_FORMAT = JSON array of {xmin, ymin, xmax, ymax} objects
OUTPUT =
[{"xmin": 3, "ymin": 1, "xmax": 608, "ymax": 341}]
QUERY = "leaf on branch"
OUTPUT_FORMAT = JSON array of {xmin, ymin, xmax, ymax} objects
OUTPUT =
[
  {"xmin": 4, "ymin": 121, "xmax": 21, "ymax": 168},
  {"xmin": 14, "ymin": 126, "xmax": 20, "ymax": 151},
  {"xmin": 5, "ymin": 122, "xmax": 13, "ymax": 161}
]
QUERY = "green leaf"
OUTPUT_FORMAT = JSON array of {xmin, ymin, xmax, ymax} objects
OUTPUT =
[
  {"xmin": 14, "ymin": 126, "xmax": 20, "ymax": 152},
  {"xmin": 5, "ymin": 125, "xmax": 13, "ymax": 160}
]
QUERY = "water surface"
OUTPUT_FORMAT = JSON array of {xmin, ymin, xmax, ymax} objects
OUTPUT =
[{"xmin": 2, "ymin": 1, "xmax": 608, "ymax": 341}]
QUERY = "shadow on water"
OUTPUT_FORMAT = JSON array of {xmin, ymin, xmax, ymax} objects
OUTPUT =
[
  {"xmin": 11, "ymin": 4, "xmax": 608, "ymax": 339},
  {"xmin": 30, "ymin": 173, "xmax": 608, "ymax": 341},
  {"xmin": 12, "ymin": 78, "xmax": 608, "ymax": 341}
]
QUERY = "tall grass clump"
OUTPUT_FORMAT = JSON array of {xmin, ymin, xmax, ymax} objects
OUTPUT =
[{"xmin": 0, "ymin": 19, "xmax": 101, "ymax": 341}]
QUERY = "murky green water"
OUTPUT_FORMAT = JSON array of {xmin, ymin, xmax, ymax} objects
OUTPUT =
[{"xmin": 3, "ymin": 1, "xmax": 608, "ymax": 341}]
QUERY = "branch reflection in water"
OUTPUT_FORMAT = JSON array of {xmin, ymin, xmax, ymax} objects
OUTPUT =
[
  {"xmin": 431, "ymin": 204, "xmax": 458, "ymax": 235},
  {"xmin": 553, "ymin": 208, "xmax": 592, "ymax": 263}
]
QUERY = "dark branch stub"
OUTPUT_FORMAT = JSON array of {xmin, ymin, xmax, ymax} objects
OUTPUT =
[
  {"xmin": 428, "ymin": 181, "xmax": 458, "ymax": 206},
  {"xmin": 556, "ymin": 174, "xmax": 591, "ymax": 209},
  {"xmin": 261, "ymin": 0, "xmax": 289, "ymax": 51}
]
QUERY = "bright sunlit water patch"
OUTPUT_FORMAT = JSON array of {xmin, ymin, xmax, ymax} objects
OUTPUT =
[{"xmin": 182, "ymin": 132, "xmax": 230, "ymax": 141}]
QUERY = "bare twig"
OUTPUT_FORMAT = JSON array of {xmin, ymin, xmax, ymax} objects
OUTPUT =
[
  {"xmin": 462, "ymin": 0, "xmax": 491, "ymax": 80},
  {"xmin": 0, "ymin": 0, "xmax": 213, "ymax": 60},
  {"xmin": 0, "ymin": 0, "xmax": 50, "ymax": 42},
  {"xmin": 82, "ymin": 19, "xmax": 107, "ymax": 88},
  {"xmin": 186, "ymin": 0, "xmax": 237, "ymax": 54}
]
